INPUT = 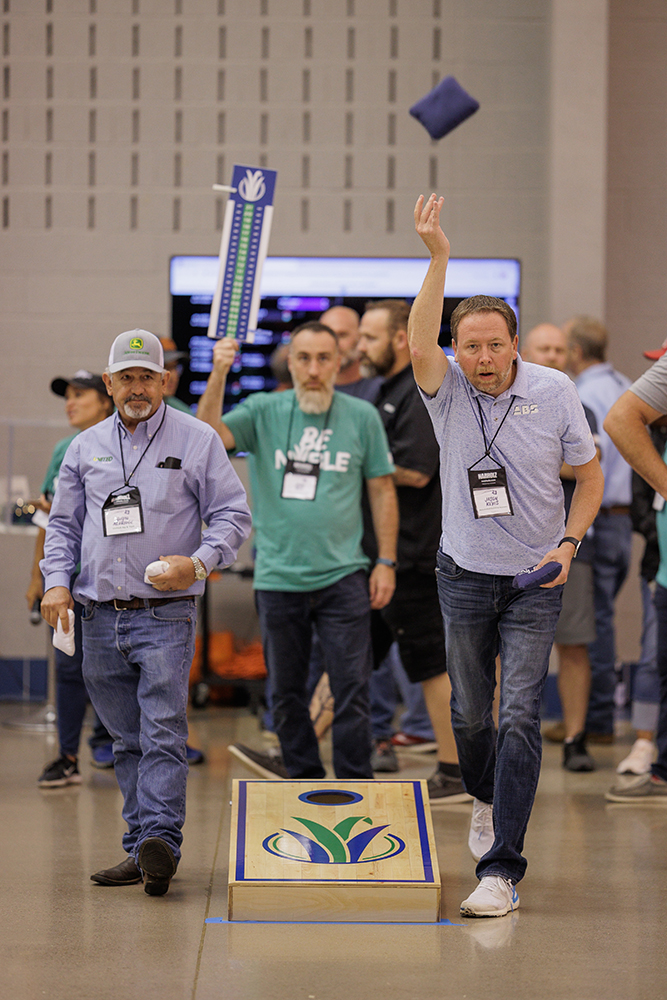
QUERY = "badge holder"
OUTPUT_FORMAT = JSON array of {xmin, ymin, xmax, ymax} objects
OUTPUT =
[
  {"xmin": 467, "ymin": 463, "xmax": 514, "ymax": 519},
  {"xmin": 102, "ymin": 485, "xmax": 145, "ymax": 536}
]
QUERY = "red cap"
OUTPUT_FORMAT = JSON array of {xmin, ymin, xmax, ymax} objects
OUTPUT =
[{"xmin": 644, "ymin": 337, "xmax": 667, "ymax": 360}]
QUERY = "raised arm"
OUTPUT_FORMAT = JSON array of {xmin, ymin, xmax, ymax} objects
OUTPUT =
[
  {"xmin": 196, "ymin": 338, "xmax": 238, "ymax": 450},
  {"xmin": 604, "ymin": 390, "xmax": 667, "ymax": 498},
  {"xmin": 407, "ymin": 194, "xmax": 451, "ymax": 396}
]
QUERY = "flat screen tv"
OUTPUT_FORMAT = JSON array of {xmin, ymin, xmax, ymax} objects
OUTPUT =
[{"xmin": 170, "ymin": 255, "xmax": 521, "ymax": 412}]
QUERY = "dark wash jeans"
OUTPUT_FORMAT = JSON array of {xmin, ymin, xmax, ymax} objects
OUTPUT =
[
  {"xmin": 436, "ymin": 551, "xmax": 563, "ymax": 884},
  {"xmin": 256, "ymin": 570, "xmax": 373, "ymax": 780},
  {"xmin": 651, "ymin": 584, "xmax": 667, "ymax": 782}
]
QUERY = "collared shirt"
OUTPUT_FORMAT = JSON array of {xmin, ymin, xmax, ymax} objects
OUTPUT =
[
  {"xmin": 419, "ymin": 355, "xmax": 596, "ymax": 576},
  {"xmin": 575, "ymin": 361, "xmax": 632, "ymax": 506},
  {"xmin": 41, "ymin": 403, "xmax": 251, "ymax": 603}
]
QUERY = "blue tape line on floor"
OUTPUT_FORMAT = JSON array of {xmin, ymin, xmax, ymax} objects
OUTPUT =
[{"xmin": 205, "ymin": 918, "xmax": 463, "ymax": 926}]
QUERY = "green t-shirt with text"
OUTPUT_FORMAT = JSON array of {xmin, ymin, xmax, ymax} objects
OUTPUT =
[{"xmin": 223, "ymin": 390, "xmax": 394, "ymax": 592}]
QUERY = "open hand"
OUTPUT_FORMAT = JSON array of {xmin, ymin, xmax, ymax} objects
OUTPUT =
[{"xmin": 414, "ymin": 193, "xmax": 450, "ymax": 259}]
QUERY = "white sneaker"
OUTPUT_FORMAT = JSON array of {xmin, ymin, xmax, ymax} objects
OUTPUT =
[
  {"xmin": 468, "ymin": 798, "xmax": 494, "ymax": 861},
  {"xmin": 616, "ymin": 738, "xmax": 656, "ymax": 775},
  {"xmin": 460, "ymin": 875, "xmax": 519, "ymax": 918}
]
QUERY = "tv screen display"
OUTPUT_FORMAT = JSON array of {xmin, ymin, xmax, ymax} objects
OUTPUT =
[{"xmin": 170, "ymin": 255, "xmax": 520, "ymax": 412}]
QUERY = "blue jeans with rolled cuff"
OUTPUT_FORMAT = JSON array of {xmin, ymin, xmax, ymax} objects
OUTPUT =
[
  {"xmin": 256, "ymin": 570, "xmax": 374, "ymax": 780},
  {"xmin": 81, "ymin": 598, "xmax": 196, "ymax": 863},
  {"xmin": 436, "ymin": 550, "xmax": 563, "ymax": 884}
]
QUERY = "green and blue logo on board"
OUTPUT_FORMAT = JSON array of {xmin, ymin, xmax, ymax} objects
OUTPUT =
[{"xmin": 261, "ymin": 789, "xmax": 406, "ymax": 865}]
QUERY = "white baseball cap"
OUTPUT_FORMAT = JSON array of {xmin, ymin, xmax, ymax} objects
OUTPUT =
[{"xmin": 107, "ymin": 330, "xmax": 165, "ymax": 374}]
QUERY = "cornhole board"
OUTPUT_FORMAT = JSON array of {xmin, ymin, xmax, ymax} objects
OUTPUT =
[{"xmin": 228, "ymin": 779, "xmax": 440, "ymax": 922}]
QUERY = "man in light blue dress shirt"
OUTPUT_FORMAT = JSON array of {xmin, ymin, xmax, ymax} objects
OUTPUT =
[
  {"xmin": 567, "ymin": 317, "xmax": 633, "ymax": 740},
  {"xmin": 41, "ymin": 330, "xmax": 251, "ymax": 897}
]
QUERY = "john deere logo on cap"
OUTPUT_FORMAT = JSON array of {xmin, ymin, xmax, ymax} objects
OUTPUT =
[{"xmin": 130, "ymin": 337, "xmax": 144, "ymax": 350}]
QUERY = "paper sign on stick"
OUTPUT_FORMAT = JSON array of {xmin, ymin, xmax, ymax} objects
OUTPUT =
[{"xmin": 207, "ymin": 164, "xmax": 277, "ymax": 344}]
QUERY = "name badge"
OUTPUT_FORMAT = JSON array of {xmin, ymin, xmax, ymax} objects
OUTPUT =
[
  {"xmin": 281, "ymin": 459, "xmax": 320, "ymax": 501},
  {"xmin": 468, "ymin": 466, "xmax": 514, "ymax": 519},
  {"xmin": 102, "ymin": 486, "xmax": 145, "ymax": 536}
]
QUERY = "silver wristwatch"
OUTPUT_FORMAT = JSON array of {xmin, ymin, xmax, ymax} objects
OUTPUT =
[{"xmin": 190, "ymin": 555, "xmax": 208, "ymax": 581}]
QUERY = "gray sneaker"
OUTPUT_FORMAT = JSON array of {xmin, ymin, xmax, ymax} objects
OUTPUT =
[
  {"xmin": 427, "ymin": 769, "xmax": 472, "ymax": 805},
  {"xmin": 606, "ymin": 772, "xmax": 667, "ymax": 803},
  {"xmin": 371, "ymin": 739, "xmax": 399, "ymax": 773}
]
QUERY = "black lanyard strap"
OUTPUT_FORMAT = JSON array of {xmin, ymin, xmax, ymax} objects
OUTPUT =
[
  {"xmin": 469, "ymin": 395, "xmax": 515, "ymax": 471},
  {"xmin": 117, "ymin": 404, "xmax": 167, "ymax": 488},
  {"xmin": 285, "ymin": 393, "xmax": 335, "ymax": 461}
]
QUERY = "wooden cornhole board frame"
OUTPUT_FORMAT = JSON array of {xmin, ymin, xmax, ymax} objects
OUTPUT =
[{"xmin": 228, "ymin": 779, "xmax": 441, "ymax": 922}]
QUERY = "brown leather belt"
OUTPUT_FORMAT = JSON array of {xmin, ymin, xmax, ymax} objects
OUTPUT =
[
  {"xmin": 101, "ymin": 597, "xmax": 186, "ymax": 611},
  {"xmin": 598, "ymin": 505, "xmax": 631, "ymax": 516}
]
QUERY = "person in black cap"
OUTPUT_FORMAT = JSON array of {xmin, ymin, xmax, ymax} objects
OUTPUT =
[
  {"xmin": 160, "ymin": 337, "xmax": 191, "ymax": 413},
  {"xmin": 26, "ymin": 371, "xmax": 115, "ymax": 785}
]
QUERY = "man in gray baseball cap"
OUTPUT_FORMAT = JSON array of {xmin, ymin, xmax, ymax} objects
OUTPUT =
[{"xmin": 40, "ymin": 328, "xmax": 251, "ymax": 897}]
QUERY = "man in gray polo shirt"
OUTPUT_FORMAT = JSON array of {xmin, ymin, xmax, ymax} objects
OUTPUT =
[
  {"xmin": 409, "ymin": 194, "xmax": 603, "ymax": 917},
  {"xmin": 604, "ymin": 348, "xmax": 667, "ymax": 803}
]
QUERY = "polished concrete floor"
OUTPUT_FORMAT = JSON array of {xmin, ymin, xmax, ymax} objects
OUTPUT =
[{"xmin": 1, "ymin": 701, "xmax": 666, "ymax": 1000}]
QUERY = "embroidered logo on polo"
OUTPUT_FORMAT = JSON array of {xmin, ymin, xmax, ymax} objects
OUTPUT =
[
  {"xmin": 512, "ymin": 403, "xmax": 539, "ymax": 416},
  {"xmin": 262, "ymin": 790, "xmax": 406, "ymax": 864},
  {"xmin": 92, "ymin": 456, "xmax": 114, "ymax": 462}
]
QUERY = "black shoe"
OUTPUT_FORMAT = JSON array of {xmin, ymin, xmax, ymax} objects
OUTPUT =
[
  {"xmin": 427, "ymin": 769, "xmax": 473, "ymax": 805},
  {"xmin": 228, "ymin": 743, "xmax": 289, "ymax": 779},
  {"xmin": 38, "ymin": 755, "xmax": 82, "ymax": 787},
  {"xmin": 185, "ymin": 744, "xmax": 205, "ymax": 765},
  {"xmin": 563, "ymin": 732, "xmax": 596, "ymax": 772},
  {"xmin": 371, "ymin": 739, "xmax": 399, "ymax": 773},
  {"xmin": 138, "ymin": 837, "xmax": 177, "ymax": 897},
  {"xmin": 91, "ymin": 857, "xmax": 143, "ymax": 886}
]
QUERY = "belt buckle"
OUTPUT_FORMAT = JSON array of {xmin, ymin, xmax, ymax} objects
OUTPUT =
[{"xmin": 113, "ymin": 598, "xmax": 128, "ymax": 611}]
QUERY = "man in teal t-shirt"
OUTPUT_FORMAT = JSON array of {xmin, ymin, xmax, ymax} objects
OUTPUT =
[{"xmin": 198, "ymin": 322, "xmax": 398, "ymax": 780}]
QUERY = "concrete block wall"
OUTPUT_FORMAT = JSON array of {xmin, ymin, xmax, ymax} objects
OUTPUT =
[{"xmin": 2, "ymin": 0, "xmax": 664, "ymax": 667}]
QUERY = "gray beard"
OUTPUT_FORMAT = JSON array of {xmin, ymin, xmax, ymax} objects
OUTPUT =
[
  {"xmin": 294, "ymin": 383, "xmax": 335, "ymax": 414},
  {"xmin": 121, "ymin": 400, "xmax": 152, "ymax": 420}
]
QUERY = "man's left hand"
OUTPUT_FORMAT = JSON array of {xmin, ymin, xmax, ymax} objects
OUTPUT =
[
  {"xmin": 369, "ymin": 564, "xmax": 395, "ymax": 610},
  {"xmin": 534, "ymin": 545, "xmax": 574, "ymax": 588},
  {"xmin": 147, "ymin": 555, "xmax": 197, "ymax": 592}
]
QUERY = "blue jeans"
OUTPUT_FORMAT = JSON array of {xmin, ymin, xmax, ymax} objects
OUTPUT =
[
  {"xmin": 370, "ymin": 643, "xmax": 435, "ymax": 741},
  {"xmin": 256, "ymin": 570, "xmax": 373, "ymax": 779},
  {"xmin": 436, "ymin": 551, "xmax": 563, "ymax": 884},
  {"xmin": 81, "ymin": 599, "xmax": 196, "ymax": 862},
  {"xmin": 55, "ymin": 597, "xmax": 111, "ymax": 756},
  {"xmin": 632, "ymin": 578, "xmax": 660, "ymax": 732},
  {"xmin": 585, "ymin": 513, "xmax": 632, "ymax": 734},
  {"xmin": 651, "ymin": 584, "xmax": 667, "ymax": 782}
]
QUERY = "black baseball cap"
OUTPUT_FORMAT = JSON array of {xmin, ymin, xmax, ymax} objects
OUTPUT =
[{"xmin": 50, "ymin": 370, "xmax": 107, "ymax": 397}]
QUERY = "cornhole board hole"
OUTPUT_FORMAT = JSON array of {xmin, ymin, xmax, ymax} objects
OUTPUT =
[{"xmin": 228, "ymin": 779, "xmax": 440, "ymax": 922}]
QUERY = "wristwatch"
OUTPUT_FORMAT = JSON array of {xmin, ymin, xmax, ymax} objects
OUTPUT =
[
  {"xmin": 558, "ymin": 536, "xmax": 581, "ymax": 558},
  {"xmin": 376, "ymin": 557, "xmax": 397, "ymax": 569},
  {"xmin": 190, "ymin": 555, "xmax": 208, "ymax": 581}
]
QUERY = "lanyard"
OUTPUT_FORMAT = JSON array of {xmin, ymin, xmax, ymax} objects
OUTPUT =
[
  {"xmin": 469, "ymin": 395, "xmax": 515, "ymax": 470},
  {"xmin": 117, "ymin": 405, "xmax": 167, "ymax": 487}
]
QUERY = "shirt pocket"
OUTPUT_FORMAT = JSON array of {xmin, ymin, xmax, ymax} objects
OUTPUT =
[{"xmin": 145, "ymin": 468, "xmax": 188, "ymax": 514}]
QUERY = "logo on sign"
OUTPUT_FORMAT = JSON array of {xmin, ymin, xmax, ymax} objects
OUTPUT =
[
  {"xmin": 238, "ymin": 169, "xmax": 266, "ymax": 203},
  {"xmin": 261, "ymin": 789, "xmax": 406, "ymax": 865}
]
